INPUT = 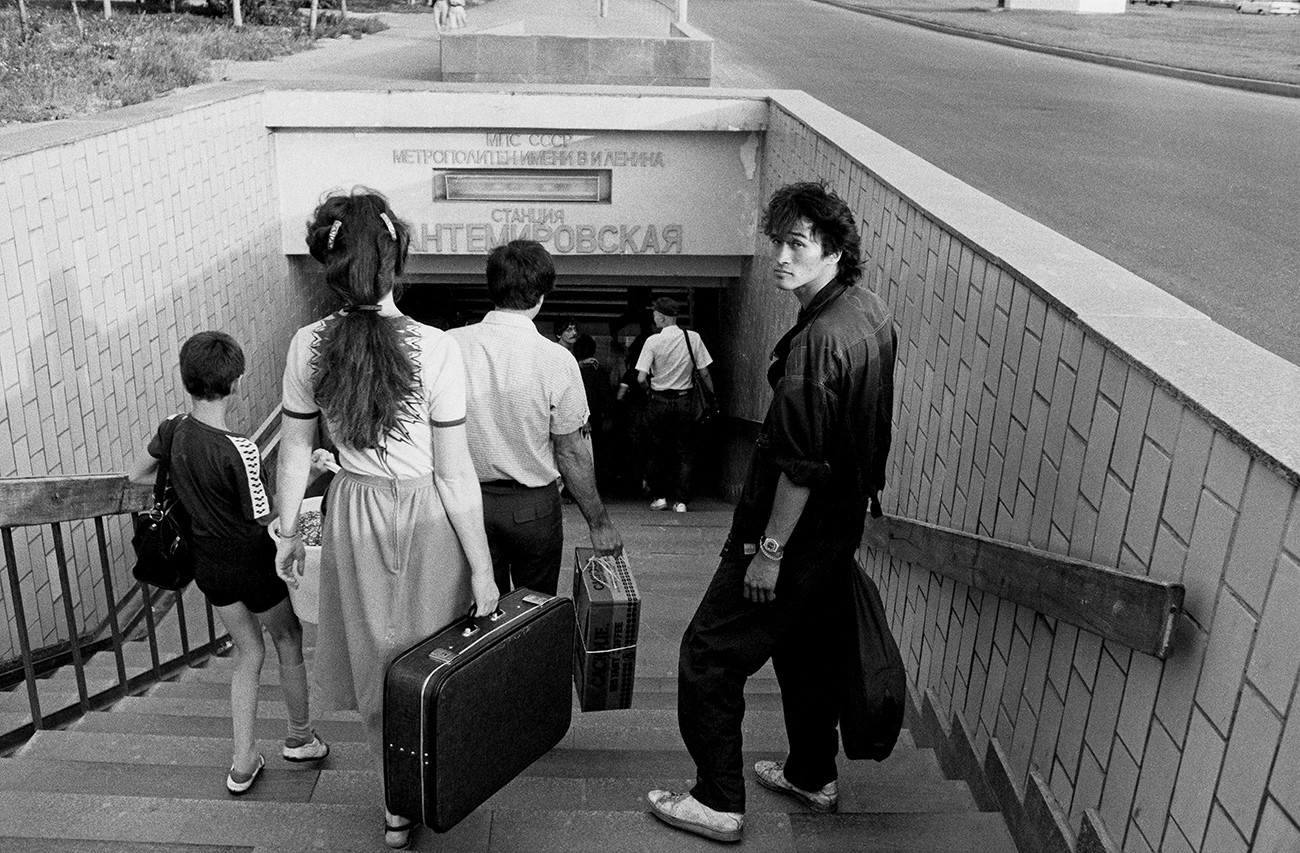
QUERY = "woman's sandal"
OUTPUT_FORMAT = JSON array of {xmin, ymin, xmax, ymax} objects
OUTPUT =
[{"xmin": 384, "ymin": 817, "xmax": 415, "ymax": 850}]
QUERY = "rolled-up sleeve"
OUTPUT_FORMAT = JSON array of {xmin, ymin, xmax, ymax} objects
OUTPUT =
[{"xmin": 765, "ymin": 374, "xmax": 837, "ymax": 488}]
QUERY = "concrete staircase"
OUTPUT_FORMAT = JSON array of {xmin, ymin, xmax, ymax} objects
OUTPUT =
[{"xmin": 0, "ymin": 504, "xmax": 1016, "ymax": 852}]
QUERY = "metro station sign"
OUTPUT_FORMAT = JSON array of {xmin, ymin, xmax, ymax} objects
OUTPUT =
[{"xmin": 275, "ymin": 130, "xmax": 762, "ymax": 257}]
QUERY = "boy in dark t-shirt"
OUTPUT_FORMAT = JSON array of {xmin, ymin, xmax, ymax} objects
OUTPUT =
[{"xmin": 132, "ymin": 331, "xmax": 327, "ymax": 795}]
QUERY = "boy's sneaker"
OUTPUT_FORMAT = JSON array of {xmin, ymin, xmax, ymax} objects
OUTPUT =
[
  {"xmin": 754, "ymin": 760, "xmax": 838, "ymax": 813},
  {"xmin": 647, "ymin": 790, "xmax": 743, "ymax": 843},
  {"xmin": 649, "ymin": 498, "xmax": 669, "ymax": 511},
  {"xmin": 672, "ymin": 502, "xmax": 688, "ymax": 513},
  {"xmin": 283, "ymin": 732, "xmax": 330, "ymax": 762},
  {"xmin": 226, "ymin": 753, "xmax": 265, "ymax": 795}
]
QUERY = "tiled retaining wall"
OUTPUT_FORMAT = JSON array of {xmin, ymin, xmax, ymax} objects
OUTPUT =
[
  {"xmin": 720, "ymin": 91, "xmax": 1300, "ymax": 852},
  {"xmin": 0, "ymin": 87, "xmax": 329, "ymax": 663}
]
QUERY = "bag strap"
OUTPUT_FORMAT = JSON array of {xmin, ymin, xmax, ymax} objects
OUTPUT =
[
  {"xmin": 682, "ymin": 327, "xmax": 701, "ymax": 385},
  {"xmin": 152, "ymin": 418, "xmax": 180, "ymax": 509}
]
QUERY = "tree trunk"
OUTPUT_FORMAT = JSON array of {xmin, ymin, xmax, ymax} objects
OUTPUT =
[
  {"xmin": 309, "ymin": 0, "xmax": 318, "ymax": 34},
  {"xmin": 232, "ymin": 0, "xmax": 243, "ymax": 27},
  {"xmin": 103, "ymin": 0, "xmax": 112, "ymax": 20},
  {"xmin": 340, "ymin": 0, "xmax": 347, "ymax": 20},
  {"xmin": 16, "ymin": 0, "xmax": 29, "ymax": 39},
  {"xmin": 71, "ymin": 0, "xmax": 86, "ymax": 39}
]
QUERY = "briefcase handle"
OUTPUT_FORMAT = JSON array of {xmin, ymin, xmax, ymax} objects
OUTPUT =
[{"xmin": 460, "ymin": 603, "xmax": 505, "ymax": 638}]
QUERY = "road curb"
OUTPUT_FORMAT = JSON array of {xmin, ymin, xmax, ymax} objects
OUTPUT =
[{"xmin": 809, "ymin": 0, "xmax": 1300, "ymax": 99}]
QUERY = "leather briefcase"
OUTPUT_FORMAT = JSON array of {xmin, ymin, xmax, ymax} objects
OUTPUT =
[{"xmin": 383, "ymin": 588, "xmax": 574, "ymax": 832}]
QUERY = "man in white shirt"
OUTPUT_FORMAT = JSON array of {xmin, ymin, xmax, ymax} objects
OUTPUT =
[
  {"xmin": 635, "ymin": 296, "xmax": 715, "ymax": 513},
  {"xmin": 450, "ymin": 240, "xmax": 623, "ymax": 595}
]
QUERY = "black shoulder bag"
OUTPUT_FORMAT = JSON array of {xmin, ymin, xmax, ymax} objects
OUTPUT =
[
  {"xmin": 682, "ymin": 329, "xmax": 717, "ymax": 427},
  {"xmin": 131, "ymin": 420, "xmax": 195, "ymax": 590}
]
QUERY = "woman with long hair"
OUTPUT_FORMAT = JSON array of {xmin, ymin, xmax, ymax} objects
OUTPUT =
[{"xmin": 273, "ymin": 189, "xmax": 498, "ymax": 850}]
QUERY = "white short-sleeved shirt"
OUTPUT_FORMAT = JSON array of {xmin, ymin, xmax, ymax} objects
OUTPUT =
[
  {"xmin": 281, "ymin": 313, "xmax": 467, "ymax": 480},
  {"xmin": 449, "ymin": 311, "xmax": 588, "ymax": 487},
  {"xmin": 636, "ymin": 325, "xmax": 713, "ymax": 392}
]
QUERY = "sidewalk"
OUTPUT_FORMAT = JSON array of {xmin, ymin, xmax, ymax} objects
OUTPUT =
[
  {"xmin": 217, "ymin": 0, "xmax": 1298, "ymax": 94},
  {"xmin": 219, "ymin": 0, "xmax": 677, "ymax": 85}
]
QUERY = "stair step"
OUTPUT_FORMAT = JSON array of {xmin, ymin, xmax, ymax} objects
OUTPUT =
[
  {"xmin": 0, "ymin": 793, "xmax": 1014, "ymax": 853},
  {"xmin": 143, "ymin": 679, "xmax": 792, "ymax": 713},
  {"xmin": 0, "ymin": 839, "xmax": 239, "ymax": 853},
  {"xmin": 19, "ymin": 729, "xmax": 374, "ymax": 771},
  {"xmin": 71, "ymin": 710, "xmax": 366, "ymax": 743},
  {"xmin": 0, "ymin": 757, "xmax": 319, "ymax": 803},
  {"xmin": 0, "ymin": 790, "xmax": 490, "ymax": 851},
  {"xmin": 310, "ymin": 767, "xmax": 976, "ymax": 814},
  {"xmin": 0, "ymin": 753, "xmax": 972, "ymax": 815},
  {"xmin": 108, "ymin": 697, "xmax": 361, "ymax": 725}
]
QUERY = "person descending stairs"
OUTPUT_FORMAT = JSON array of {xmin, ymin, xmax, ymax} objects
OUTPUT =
[{"xmin": 0, "ymin": 502, "xmax": 1016, "ymax": 851}]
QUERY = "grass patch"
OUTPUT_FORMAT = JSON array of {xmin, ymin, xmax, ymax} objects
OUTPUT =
[
  {"xmin": 846, "ymin": 0, "xmax": 1300, "ymax": 84},
  {"xmin": 0, "ymin": 2, "xmax": 388, "ymax": 125}
]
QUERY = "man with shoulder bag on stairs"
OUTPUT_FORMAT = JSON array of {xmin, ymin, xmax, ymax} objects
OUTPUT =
[
  {"xmin": 635, "ymin": 296, "xmax": 716, "ymax": 514},
  {"xmin": 647, "ymin": 181, "xmax": 897, "ymax": 843}
]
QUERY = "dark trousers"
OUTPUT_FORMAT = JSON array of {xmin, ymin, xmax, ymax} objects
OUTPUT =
[
  {"xmin": 646, "ymin": 393, "xmax": 697, "ymax": 504},
  {"xmin": 678, "ymin": 537, "xmax": 854, "ymax": 813},
  {"xmin": 480, "ymin": 481, "xmax": 564, "ymax": 596}
]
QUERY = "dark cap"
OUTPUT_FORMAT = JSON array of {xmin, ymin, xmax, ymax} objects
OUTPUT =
[{"xmin": 651, "ymin": 296, "xmax": 679, "ymax": 317}]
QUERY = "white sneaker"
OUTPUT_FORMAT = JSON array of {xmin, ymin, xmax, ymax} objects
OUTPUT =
[
  {"xmin": 672, "ymin": 502, "xmax": 687, "ymax": 513},
  {"xmin": 649, "ymin": 498, "xmax": 669, "ymax": 511},
  {"xmin": 754, "ymin": 760, "xmax": 839, "ymax": 813},
  {"xmin": 647, "ymin": 790, "xmax": 743, "ymax": 842}
]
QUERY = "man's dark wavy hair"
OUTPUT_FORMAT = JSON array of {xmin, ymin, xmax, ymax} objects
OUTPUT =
[
  {"xmin": 304, "ymin": 188, "xmax": 415, "ymax": 450},
  {"xmin": 761, "ymin": 181, "xmax": 862, "ymax": 286},
  {"xmin": 180, "ymin": 331, "xmax": 244, "ymax": 401},
  {"xmin": 486, "ymin": 240, "xmax": 555, "ymax": 310}
]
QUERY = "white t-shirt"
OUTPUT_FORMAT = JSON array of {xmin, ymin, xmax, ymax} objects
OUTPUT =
[
  {"xmin": 281, "ymin": 313, "xmax": 467, "ymax": 480},
  {"xmin": 636, "ymin": 326, "xmax": 713, "ymax": 392}
]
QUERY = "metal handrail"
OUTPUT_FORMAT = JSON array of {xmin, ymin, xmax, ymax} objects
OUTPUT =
[{"xmin": 0, "ymin": 407, "xmax": 282, "ymax": 754}]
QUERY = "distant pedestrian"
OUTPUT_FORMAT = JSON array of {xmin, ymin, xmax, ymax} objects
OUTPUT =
[
  {"xmin": 647, "ymin": 181, "xmax": 896, "ymax": 843},
  {"xmin": 554, "ymin": 316, "xmax": 580, "ymax": 355},
  {"xmin": 636, "ymin": 296, "xmax": 714, "ymax": 513},
  {"xmin": 447, "ymin": 0, "xmax": 467, "ymax": 28},
  {"xmin": 450, "ymin": 240, "xmax": 623, "ymax": 598}
]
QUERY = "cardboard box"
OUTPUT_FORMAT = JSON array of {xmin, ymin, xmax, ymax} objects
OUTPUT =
[{"xmin": 572, "ymin": 548, "xmax": 640, "ymax": 712}]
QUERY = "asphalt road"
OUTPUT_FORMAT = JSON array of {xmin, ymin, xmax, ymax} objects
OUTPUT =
[{"xmin": 697, "ymin": 0, "xmax": 1300, "ymax": 366}]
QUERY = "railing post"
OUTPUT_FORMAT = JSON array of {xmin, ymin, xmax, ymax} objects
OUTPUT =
[
  {"xmin": 2, "ymin": 528, "xmax": 43, "ymax": 729},
  {"xmin": 93, "ymin": 517, "xmax": 129, "ymax": 689},
  {"xmin": 50, "ymin": 522, "xmax": 91, "ymax": 714}
]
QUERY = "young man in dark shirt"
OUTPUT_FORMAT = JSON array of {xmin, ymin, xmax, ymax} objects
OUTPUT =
[{"xmin": 648, "ymin": 182, "xmax": 896, "ymax": 842}]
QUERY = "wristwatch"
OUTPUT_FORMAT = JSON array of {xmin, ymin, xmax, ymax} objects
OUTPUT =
[{"xmin": 758, "ymin": 535, "xmax": 785, "ymax": 561}]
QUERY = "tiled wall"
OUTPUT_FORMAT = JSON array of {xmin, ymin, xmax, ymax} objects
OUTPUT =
[
  {"xmin": 0, "ymin": 91, "xmax": 329, "ymax": 663},
  {"xmin": 736, "ymin": 97, "xmax": 1300, "ymax": 852}
]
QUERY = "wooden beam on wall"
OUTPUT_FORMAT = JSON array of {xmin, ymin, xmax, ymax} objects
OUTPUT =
[{"xmin": 862, "ymin": 515, "xmax": 1184, "ymax": 659}]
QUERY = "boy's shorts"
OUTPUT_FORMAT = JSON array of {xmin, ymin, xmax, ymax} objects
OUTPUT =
[{"xmin": 192, "ymin": 534, "xmax": 290, "ymax": 613}]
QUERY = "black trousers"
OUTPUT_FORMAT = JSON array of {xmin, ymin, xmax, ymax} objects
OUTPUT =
[
  {"xmin": 480, "ymin": 481, "xmax": 564, "ymax": 597},
  {"xmin": 646, "ymin": 393, "xmax": 697, "ymax": 504},
  {"xmin": 678, "ymin": 536, "xmax": 854, "ymax": 813}
]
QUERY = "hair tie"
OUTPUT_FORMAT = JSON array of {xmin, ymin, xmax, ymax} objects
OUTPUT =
[
  {"xmin": 341, "ymin": 304, "xmax": 382, "ymax": 315},
  {"xmin": 378, "ymin": 212, "xmax": 397, "ymax": 242},
  {"xmin": 327, "ymin": 220, "xmax": 343, "ymax": 251}
]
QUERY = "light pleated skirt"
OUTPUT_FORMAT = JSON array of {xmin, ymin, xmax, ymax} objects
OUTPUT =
[{"xmin": 312, "ymin": 470, "xmax": 472, "ymax": 759}]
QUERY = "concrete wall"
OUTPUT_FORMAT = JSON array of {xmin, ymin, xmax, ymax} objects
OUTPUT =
[
  {"xmin": 441, "ymin": 22, "xmax": 712, "ymax": 86},
  {"xmin": 0, "ymin": 87, "xmax": 329, "ymax": 662},
  {"xmin": 722, "ymin": 90, "xmax": 1300, "ymax": 852},
  {"xmin": 1005, "ymin": 0, "xmax": 1128, "ymax": 12}
]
